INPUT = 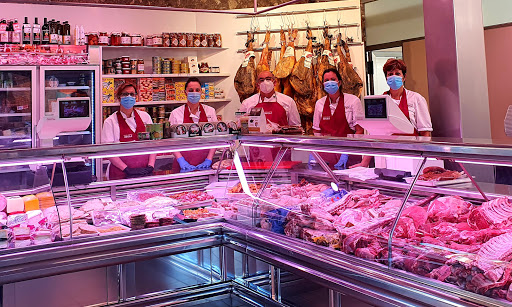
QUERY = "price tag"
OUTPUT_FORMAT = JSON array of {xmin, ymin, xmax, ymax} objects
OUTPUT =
[
  {"xmin": 302, "ymin": 51, "xmax": 313, "ymax": 69},
  {"xmin": 242, "ymin": 51, "xmax": 255, "ymax": 68},
  {"xmin": 283, "ymin": 46, "xmax": 295, "ymax": 58}
]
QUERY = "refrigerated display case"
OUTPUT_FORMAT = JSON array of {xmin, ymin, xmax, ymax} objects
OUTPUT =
[
  {"xmin": 0, "ymin": 66, "xmax": 36, "ymax": 150},
  {"xmin": 1, "ymin": 135, "xmax": 512, "ymax": 306}
]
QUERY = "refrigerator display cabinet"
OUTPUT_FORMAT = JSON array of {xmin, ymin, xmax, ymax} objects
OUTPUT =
[
  {"xmin": 0, "ymin": 66, "xmax": 36, "ymax": 150},
  {"xmin": 1, "ymin": 134, "xmax": 512, "ymax": 307}
]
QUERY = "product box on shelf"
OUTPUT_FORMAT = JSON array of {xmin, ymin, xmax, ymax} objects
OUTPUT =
[
  {"xmin": 165, "ymin": 81, "xmax": 176, "ymax": 101},
  {"xmin": 102, "ymin": 78, "xmax": 115, "ymax": 104},
  {"xmin": 175, "ymin": 82, "xmax": 186, "ymax": 101},
  {"xmin": 189, "ymin": 63, "xmax": 199, "ymax": 74},
  {"xmin": 152, "ymin": 78, "xmax": 166, "ymax": 102},
  {"xmin": 138, "ymin": 78, "xmax": 153, "ymax": 102}
]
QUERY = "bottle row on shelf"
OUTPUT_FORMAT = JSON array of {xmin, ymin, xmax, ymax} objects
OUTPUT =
[{"xmin": 88, "ymin": 32, "xmax": 222, "ymax": 48}]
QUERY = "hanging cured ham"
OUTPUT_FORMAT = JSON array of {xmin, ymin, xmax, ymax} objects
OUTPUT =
[
  {"xmin": 274, "ymin": 28, "xmax": 297, "ymax": 79},
  {"xmin": 273, "ymin": 29, "xmax": 286, "ymax": 93},
  {"xmin": 256, "ymin": 30, "xmax": 272, "ymax": 77},
  {"xmin": 336, "ymin": 33, "xmax": 363, "ymax": 97},
  {"xmin": 234, "ymin": 33, "xmax": 257, "ymax": 102},
  {"xmin": 290, "ymin": 29, "xmax": 316, "ymax": 134},
  {"xmin": 316, "ymin": 27, "xmax": 336, "ymax": 101}
]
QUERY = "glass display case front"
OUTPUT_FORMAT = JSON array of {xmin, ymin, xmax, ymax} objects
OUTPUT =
[{"xmin": 0, "ymin": 67, "xmax": 35, "ymax": 150}]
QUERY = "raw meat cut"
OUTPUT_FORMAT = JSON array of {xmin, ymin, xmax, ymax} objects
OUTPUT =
[
  {"xmin": 468, "ymin": 197, "xmax": 512, "ymax": 230},
  {"xmin": 234, "ymin": 33, "xmax": 257, "ymax": 102},
  {"xmin": 427, "ymin": 196, "xmax": 472, "ymax": 222},
  {"xmin": 402, "ymin": 206, "xmax": 427, "ymax": 228},
  {"xmin": 256, "ymin": 30, "xmax": 272, "ymax": 77},
  {"xmin": 419, "ymin": 166, "xmax": 463, "ymax": 181},
  {"xmin": 477, "ymin": 232, "xmax": 512, "ymax": 263},
  {"xmin": 335, "ymin": 33, "xmax": 363, "ymax": 98}
]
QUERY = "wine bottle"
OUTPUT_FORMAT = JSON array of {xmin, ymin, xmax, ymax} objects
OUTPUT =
[
  {"xmin": 12, "ymin": 19, "xmax": 22, "ymax": 44},
  {"xmin": 50, "ymin": 19, "xmax": 58, "ymax": 44},
  {"xmin": 41, "ymin": 18, "xmax": 49, "ymax": 45},
  {"xmin": 62, "ymin": 21, "xmax": 70, "ymax": 45},
  {"xmin": 0, "ymin": 19, "xmax": 7, "ymax": 44},
  {"xmin": 22, "ymin": 17, "xmax": 31, "ymax": 44},
  {"xmin": 32, "ymin": 17, "xmax": 41, "ymax": 45}
]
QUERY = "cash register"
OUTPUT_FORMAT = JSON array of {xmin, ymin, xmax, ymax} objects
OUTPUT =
[
  {"xmin": 357, "ymin": 95, "xmax": 442, "ymax": 177},
  {"xmin": 36, "ymin": 97, "xmax": 92, "ymax": 148}
]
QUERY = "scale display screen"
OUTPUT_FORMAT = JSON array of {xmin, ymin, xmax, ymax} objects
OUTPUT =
[
  {"xmin": 365, "ymin": 98, "xmax": 387, "ymax": 119},
  {"xmin": 59, "ymin": 99, "xmax": 90, "ymax": 119}
]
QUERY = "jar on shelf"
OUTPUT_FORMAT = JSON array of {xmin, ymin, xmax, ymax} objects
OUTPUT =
[
  {"xmin": 186, "ymin": 33, "xmax": 194, "ymax": 47},
  {"xmin": 99, "ymin": 32, "xmax": 109, "ymax": 45},
  {"xmin": 170, "ymin": 33, "xmax": 179, "ymax": 47},
  {"xmin": 130, "ymin": 59, "xmax": 138, "ymax": 74},
  {"xmin": 178, "ymin": 33, "xmax": 187, "ymax": 47},
  {"xmin": 87, "ymin": 32, "xmax": 99, "ymax": 45},
  {"xmin": 207, "ymin": 34, "xmax": 215, "ymax": 48},
  {"xmin": 120, "ymin": 32, "xmax": 131, "ymax": 46},
  {"xmin": 152, "ymin": 34, "xmax": 163, "ymax": 47},
  {"xmin": 193, "ymin": 33, "xmax": 201, "ymax": 48},
  {"xmin": 200, "ymin": 34, "xmax": 208, "ymax": 48},
  {"xmin": 163, "ymin": 33, "xmax": 170, "ymax": 47},
  {"xmin": 199, "ymin": 62, "xmax": 210, "ymax": 73},
  {"xmin": 111, "ymin": 32, "xmax": 121, "ymax": 46},
  {"xmin": 131, "ymin": 34, "xmax": 143, "ymax": 46},
  {"xmin": 137, "ymin": 59, "xmax": 144, "ymax": 74},
  {"xmin": 214, "ymin": 33, "xmax": 222, "ymax": 48},
  {"xmin": 145, "ymin": 35, "xmax": 153, "ymax": 47}
]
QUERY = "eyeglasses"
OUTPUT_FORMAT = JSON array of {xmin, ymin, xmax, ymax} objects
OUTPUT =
[
  {"xmin": 120, "ymin": 92, "xmax": 137, "ymax": 97},
  {"xmin": 257, "ymin": 77, "xmax": 274, "ymax": 83}
]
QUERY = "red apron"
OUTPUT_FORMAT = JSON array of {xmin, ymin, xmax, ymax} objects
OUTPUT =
[
  {"xmin": 318, "ymin": 94, "xmax": 360, "ymax": 168},
  {"xmin": 384, "ymin": 89, "xmax": 419, "ymax": 136},
  {"xmin": 172, "ymin": 104, "xmax": 211, "ymax": 173},
  {"xmin": 249, "ymin": 96, "xmax": 291, "ymax": 162},
  {"xmin": 109, "ymin": 111, "xmax": 150, "ymax": 180}
]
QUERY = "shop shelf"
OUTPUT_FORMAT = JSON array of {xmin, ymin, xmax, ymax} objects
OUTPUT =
[
  {"xmin": 102, "ymin": 98, "xmax": 231, "ymax": 106},
  {"xmin": 98, "ymin": 46, "xmax": 228, "ymax": 51},
  {"xmin": 102, "ymin": 73, "xmax": 230, "ymax": 78},
  {"xmin": 0, "ymin": 87, "xmax": 31, "ymax": 92},
  {"xmin": 0, "ymin": 113, "xmax": 31, "ymax": 117},
  {"xmin": 45, "ymin": 86, "xmax": 91, "ymax": 90}
]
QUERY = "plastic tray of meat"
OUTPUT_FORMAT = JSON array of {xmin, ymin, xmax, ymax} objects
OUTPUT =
[
  {"xmin": 169, "ymin": 191, "xmax": 215, "ymax": 206},
  {"xmin": 405, "ymin": 176, "xmax": 471, "ymax": 186}
]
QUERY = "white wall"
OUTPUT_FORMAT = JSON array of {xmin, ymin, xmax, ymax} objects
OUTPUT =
[
  {"xmin": 365, "ymin": 0, "xmax": 424, "ymax": 46},
  {"xmin": 2, "ymin": 0, "xmax": 364, "ymax": 122},
  {"xmin": 482, "ymin": 0, "xmax": 512, "ymax": 27}
]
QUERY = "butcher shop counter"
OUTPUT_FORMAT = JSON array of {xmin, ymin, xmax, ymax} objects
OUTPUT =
[{"xmin": 1, "ymin": 134, "xmax": 512, "ymax": 306}]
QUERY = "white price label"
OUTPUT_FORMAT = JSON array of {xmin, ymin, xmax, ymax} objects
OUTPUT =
[
  {"xmin": 302, "ymin": 51, "xmax": 313, "ymax": 69},
  {"xmin": 241, "ymin": 51, "xmax": 255, "ymax": 68},
  {"xmin": 283, "ymin": 46, "xmax": 295, "ymax": 58}
]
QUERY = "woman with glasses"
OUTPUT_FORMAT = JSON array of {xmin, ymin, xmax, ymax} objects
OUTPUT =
[{"xmin": 102, "ymin": 83, "xmax": 156, "ymax": 179}]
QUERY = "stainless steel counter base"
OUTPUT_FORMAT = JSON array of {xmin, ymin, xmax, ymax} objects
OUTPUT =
[{"xmin": 1, "ymin": 220, "xmax": 507, "ymax": 307}]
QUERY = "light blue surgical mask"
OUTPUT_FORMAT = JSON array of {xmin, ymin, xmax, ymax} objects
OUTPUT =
[
  {"xmin": 120, "ymin": 96, "xmax": 136, "ymax": 109},
  {"xmin": 323, "ymin": 81, "xmax": 339, "ymax": 95},
  {"xmin": 387, "ymin": 75, "xmax": 403, "ymax": 90},
  {"xmin": 187, "ymin": 92, "xmax": 201, "ymax": 104}
]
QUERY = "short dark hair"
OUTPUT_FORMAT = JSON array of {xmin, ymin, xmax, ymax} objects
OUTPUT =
[
  {"xmin": 185, "ymin": 77, "xmax": 202, "ymax": 90},
  {"xmin": 116, "ymin": 83, "xmax": 137, "ymax": 99},
  {"xmin": 322, "ymin": 68, "xmax": 343, "ymax": 83},
  {"xmin": 383, "ymin": 58, "xmax": 407, "ymax": 76}
]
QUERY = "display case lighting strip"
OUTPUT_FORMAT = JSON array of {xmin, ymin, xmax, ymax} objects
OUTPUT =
[
  {"xmin": 0, "ymin": 158, "xmax": 63, "ymax": 168},
  {"xmin": 241, "ymin": 143, "xmax": 278, "ymax": 148},
  {"xmin": 294, "ymin": 147, "xmax": 435, "ymax": 160},
  {"xmin": 454, "ymin": 159, "xmax": 512, "ymax": 167},
  {"xmin": 86, "ymin": 144, "xmax": 230, "ymax": 159}
]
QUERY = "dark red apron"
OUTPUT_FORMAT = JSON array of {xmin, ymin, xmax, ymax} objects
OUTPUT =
[
  {"xmin": 249, "ymin": 96, "xmax": 291, "ymax": 162},
  {"xmin": 172, "ymin": 104, "xmax": 211, "ymax": 173},
  {"xmin": 384, "ymin": 89, "xmax": 419, "ymax": 136},
  {"xmin": 318, "ymin": 94, "xmax": 360, "ymax": 168},
  {"xmin": 109, "ymin": 111, "xmax": 150, "ymax": 180}
]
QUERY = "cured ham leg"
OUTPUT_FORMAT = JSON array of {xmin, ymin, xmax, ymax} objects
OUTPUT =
[
  {"xmin": 273, "ymin": 29, "xmax": 286, "ymax": 93},
  {"xmin": 274, "ymin": 28, "xmax": 297, "ymax": 79},
  {"xmin": 290, "ymin": 29, "xmax": 316, "ymax": 133},
  {"xmin": 234, "ymin": 33, "xmax": 257, "ymax": 102},
  {"xmin": 317, "ymin": 27, "xmax": 336, "ymax": 101},
  {"xmin": 336, "ymin": 33, "xmax": 363, "ymax": 97},
  {"xmin": 256, "ymin": 30, "xmax": 272, "ymax": 77}
]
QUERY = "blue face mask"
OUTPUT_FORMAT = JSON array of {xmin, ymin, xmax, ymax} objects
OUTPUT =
[
  {"xmin": 187, "ymin": 92, "xmax": 201, "ymax": 104},
  {"xmin": 323, "ymin": 81, "xmax": 339, "ymax": 95},
  {"xmin": 387, "ymin": 75, "xmax": 403, "ymax": 90},
  {"xmin": 120, "ymin": 96, "xmax": 136, "ymax": 109}
]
